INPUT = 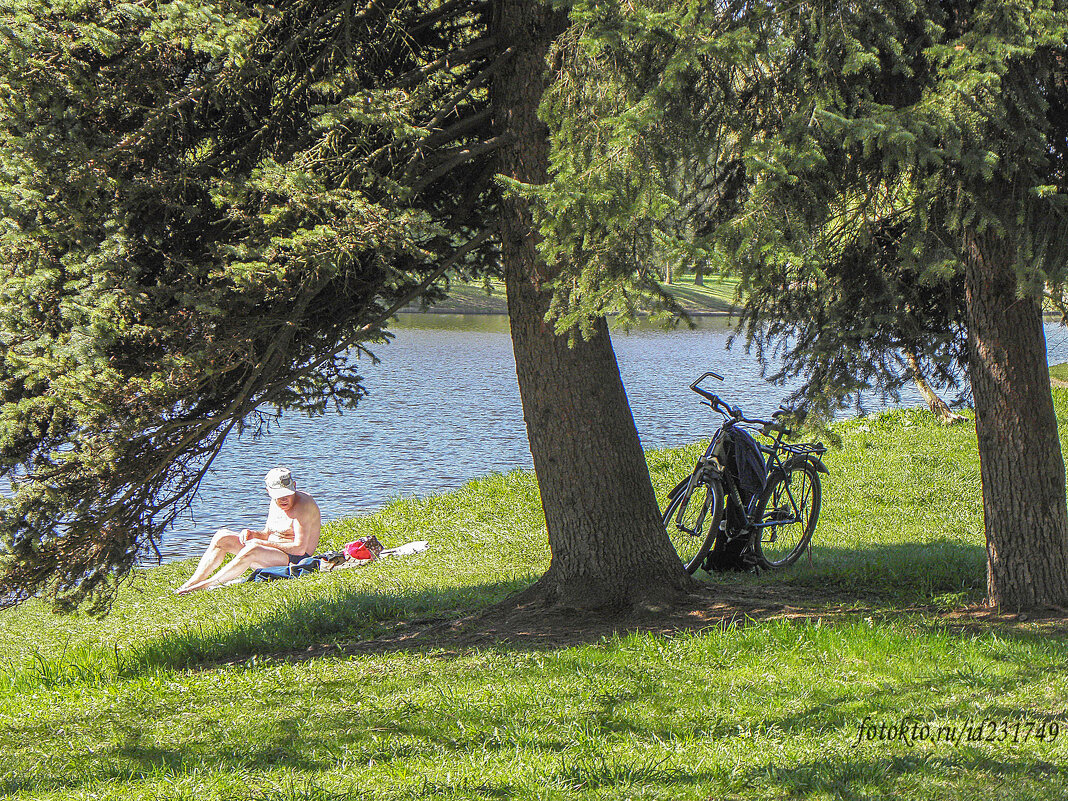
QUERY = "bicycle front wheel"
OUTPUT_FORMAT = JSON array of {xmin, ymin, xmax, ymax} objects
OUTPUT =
[
  {"xmin": 750, "ymin": 461, "xmax": 821, "ymax": 569},
  {"xmin": 662, "ymin": 477, "xmax": 725, "ymax": 574}
]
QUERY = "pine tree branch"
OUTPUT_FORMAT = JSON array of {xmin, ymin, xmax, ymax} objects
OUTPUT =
[
  {"xmin": 402, "ymin": 45, "xmax": 513, "ymax": 179},
  {"xmin": 267, "ymin": 0, "xmax": 412, "ymax": 73},
  {"xmin": 403, "ymin": 107, "xmax": 494, "ymax": 182},
  {"xmin": 408, "ymin": 0, "xmax": 492, "ymax": 37},
  {"xmin": 421, "ymin": 107, "xmax": 494, "ymax": 150},
  {"xmin": 424, "ymin": 45, "xmax": 513, "ymax": 132},
  {"xmin": 146, "ymin": 229, "xmax": 494, "ymax": 444},
  {"xmin": 261, "ymin": 229, "xmax": 497, "ymax": 400},
  {"xmin": 387, "ymin": 35, "xmax": 497, "ymax": 89},
  {"xmin": 104, "ymin": 279, "xmax": 329, "ymax": 515},
  {"xmin": 446, "ymin": 159, "xmax": 499, "ymax": 223},
  {"xmin": 407, "ymin": 134, "xmax": 511, "ymax": 194}
]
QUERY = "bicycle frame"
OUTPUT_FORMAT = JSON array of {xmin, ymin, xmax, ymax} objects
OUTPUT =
[
  {"xmin": 666, "ymin": 371, "xmax": 828, "ymax": 572},
  {"xmin": 750, "ymin": 443, "xmax": 825, "ymax": 532},
  {"xmin": 674, "ymin": 376, "xmax": 827, "ymax": 539}
]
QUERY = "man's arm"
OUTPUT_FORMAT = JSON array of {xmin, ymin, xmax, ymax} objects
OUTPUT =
[
  {"xmin": 241, "ymin": 506, "xmax": 281, "ymax": 543},
  {"xmin": 239, "ymin": 528, "xmax": 268, "ymax": 543},
  {"xmin": 282, "ymin": 502, "xmax": 321, "ymax": 557}
]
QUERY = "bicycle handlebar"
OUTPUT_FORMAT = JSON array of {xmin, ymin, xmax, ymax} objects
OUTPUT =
[
  {"xmin": 689, "ymin": 371, "xmax": 795, "ymax": 436},
  {"xmin": 689, "ymin": 373, "xmax": 740, "ymax": 416},
  {"xmin": 688, "ymin": 371, "xmax": 724, "ymax": 401}
]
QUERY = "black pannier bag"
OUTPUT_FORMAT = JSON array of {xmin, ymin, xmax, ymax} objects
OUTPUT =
[{"xmin": 705, "ymin": 427, "xmax": 767, "ymax": 571}]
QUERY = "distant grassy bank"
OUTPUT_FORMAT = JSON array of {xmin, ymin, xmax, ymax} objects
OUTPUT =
[
  {"xmin": 1051, "ymin": 361, "xmax": 1068, "ymax": 385},
  {"xmin": 3, "ymin": 394, "xmax": 1068, "ymax": 800},
  {"xmin": 405, "ymin": 273, "xmax": 740, "ymax": 315}
]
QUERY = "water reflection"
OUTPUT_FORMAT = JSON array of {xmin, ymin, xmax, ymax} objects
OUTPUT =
[{"xmin": 165, "ymin": 313, "xmax": 941, "ymax": 561}]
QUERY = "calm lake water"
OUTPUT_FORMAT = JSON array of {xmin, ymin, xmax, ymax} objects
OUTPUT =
[{"xmin": 160, "ymin": 314, "xmax": 1068, "ymax": 561}]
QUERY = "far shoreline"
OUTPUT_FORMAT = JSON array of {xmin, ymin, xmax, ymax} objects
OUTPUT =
[
  {"xmin": 400, "ymin": 275, "xmax": 741, "ymax": 317},
  {"xmin": 396, "ymin": 306, "xmax": 738, "ymax": 317}
]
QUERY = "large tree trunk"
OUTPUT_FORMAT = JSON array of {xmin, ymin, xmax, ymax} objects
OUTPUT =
[
  {"xmin": 964, "ymin": 231, "xmax": 1068, "ymax": 610},
  {"xmin": 491, "ymin": 0, "xmax": 692, "ymax": 611}
]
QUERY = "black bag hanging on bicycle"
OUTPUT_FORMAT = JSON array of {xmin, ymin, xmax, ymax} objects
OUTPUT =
[
  {"xmin": 707, "ymin": 428, "xmax": 768, "ymax": 571},
  {"xmin": 727, "ymin": 427, "xmax": 767, "ymax": 500}
]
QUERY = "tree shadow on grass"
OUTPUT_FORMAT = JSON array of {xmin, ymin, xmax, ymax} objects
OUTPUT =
[
  {"xmin": 117, "ymin": 539, "xmax": 1068, "ymax": 677},
  {"xmin": 3, "ymin": 681, "xmax": 713, "ymax": 797},
  {"xmin": 20, "ymin": 538, "xmax": 1061, "ymax": 691},
  {"xmin": 119, "ymin": 575, "xmax": 538, "ymax": 677},
  {"xmin": 743, "ymin": 753, "xmax": 1064, "ymax": 801},
  {"xmin": 373, "ymin": 539, "xmax": 1066, "ymax": 655},
  {"xmin": 9, "ymin": 567, "xmax": 1068, "ymax": 801},
  {"xmin": 4, "ymin": 667, "xmax": 741, "ymax": 801},
  {"xmin": 768, "ymin": 539, "xmax": 988, "ymax": 604},
  {"xmin": 10, "ymin": 657, "xmax": 1066, "ymax": 801}
]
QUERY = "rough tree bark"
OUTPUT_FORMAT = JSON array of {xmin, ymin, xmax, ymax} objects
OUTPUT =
[
  {"xmin": 491, "ymin": 0, "xmax": 693, "ymax": 611},
  {"xmin": 964, "ymin": 231, "xmax": 1068, "ymax": 610}
]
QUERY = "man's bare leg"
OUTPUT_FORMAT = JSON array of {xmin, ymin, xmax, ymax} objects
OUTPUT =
[
  {"xmin": 176, "ymin": 529, "xmax": 243, "ymax": 593},
  {"xmin": 176, "ymin": 543, "xmax": 290, "ymax": 595}
]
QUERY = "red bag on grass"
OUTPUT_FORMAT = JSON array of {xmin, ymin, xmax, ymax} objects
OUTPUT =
[
  {"xmin": 343, "ymin": 536, "xmax": 383, "ymax": 561},
  {"xmin": 345, "ymin": 541, "xmax": 373, "ymax": 560}
]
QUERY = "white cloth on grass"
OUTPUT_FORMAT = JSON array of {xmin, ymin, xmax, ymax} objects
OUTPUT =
[{"xmin": 380, "ymin": 540, "xmax": 430, "ymax": 557}]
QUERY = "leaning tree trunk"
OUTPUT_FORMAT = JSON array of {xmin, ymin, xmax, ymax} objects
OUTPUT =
[
  {"xmin": 964, "ymin": 231, "xmax": 1068, "ymax": 610},
  {"xmin": 491, "ymin": 0, "xmax": 692, "ymax": 611},
  {"xmin": 904, "ymin": 347, "xmax": 966, "ymax": 424}
]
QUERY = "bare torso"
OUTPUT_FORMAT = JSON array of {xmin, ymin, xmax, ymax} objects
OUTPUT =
[
  {"xmin": 175, "ymin": 483, "xmax": 323, "ymax": 595},
  {"xmin": 263, "ymin": 490, "xmax": 321, "ymax": 556}
]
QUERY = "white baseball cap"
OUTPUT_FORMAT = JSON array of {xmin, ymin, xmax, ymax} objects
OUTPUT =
[{"xmin": 264, "ymin": 467, "xmax": 297, "ymax": 498}]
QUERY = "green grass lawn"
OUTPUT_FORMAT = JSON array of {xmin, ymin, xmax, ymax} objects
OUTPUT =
[
  {"xmin": 1051, "ymin": 361, "xmax": 1068, "ymax": 384},
  {"xmin": 3, "ymin": 394, "xmax": 1068, "ymax": 800},
  {"xmin": 403, "ymin": 273, "xmax": 739, "ymax": 315},
  {"xmin": 659, "ymin": 272, "xmax": 739, "ymax": 313}
]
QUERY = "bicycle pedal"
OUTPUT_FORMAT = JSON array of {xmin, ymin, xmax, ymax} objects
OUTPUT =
[{"xmin": 723, "ymin": 527, "xmax": 749, "ymax": 543}]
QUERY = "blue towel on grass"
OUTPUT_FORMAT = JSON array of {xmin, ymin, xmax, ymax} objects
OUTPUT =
[{"xmin": 247, "ymin": 556, "xmax": 321, "ymax": 582}]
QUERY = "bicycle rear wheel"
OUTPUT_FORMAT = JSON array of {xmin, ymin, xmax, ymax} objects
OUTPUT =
[
  {"xmin": 750, "ymin": 461, "xmax": 821, "ymax": 569},
  {"xmin": 661, "ymin": 477, "xmax": 725, "ymax": 574}
]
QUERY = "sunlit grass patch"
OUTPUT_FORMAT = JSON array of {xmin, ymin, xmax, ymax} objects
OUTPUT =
[
  {"xmin": 3, "ymin": 393, "xmax": 1067, "ymax": 800},
  {"xmin": 3, "ymin": 622, "xmax": 1067, "ymax": 800},
  {"xmin": 411, "ymin": 275, "xmax": 741, "ymax": 316},
  {"xmin": 0, "ymin": 404, "xmax": 992, "ymax": 683}
]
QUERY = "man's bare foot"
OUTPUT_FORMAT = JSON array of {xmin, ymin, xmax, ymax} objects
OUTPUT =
[{"xmin": 175, "ymin": 581, "xmax": 212, "ymax": 595}]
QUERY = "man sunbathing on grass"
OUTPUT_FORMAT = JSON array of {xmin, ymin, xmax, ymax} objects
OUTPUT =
[{"xmin": 176, "ymin": 467, "xmax": 321, "ymax": 595}]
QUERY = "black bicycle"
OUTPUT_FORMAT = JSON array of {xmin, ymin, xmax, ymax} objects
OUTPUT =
[{"xmin": 662, "ymin": 371, "xmax": 828, "ymax": 573}]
